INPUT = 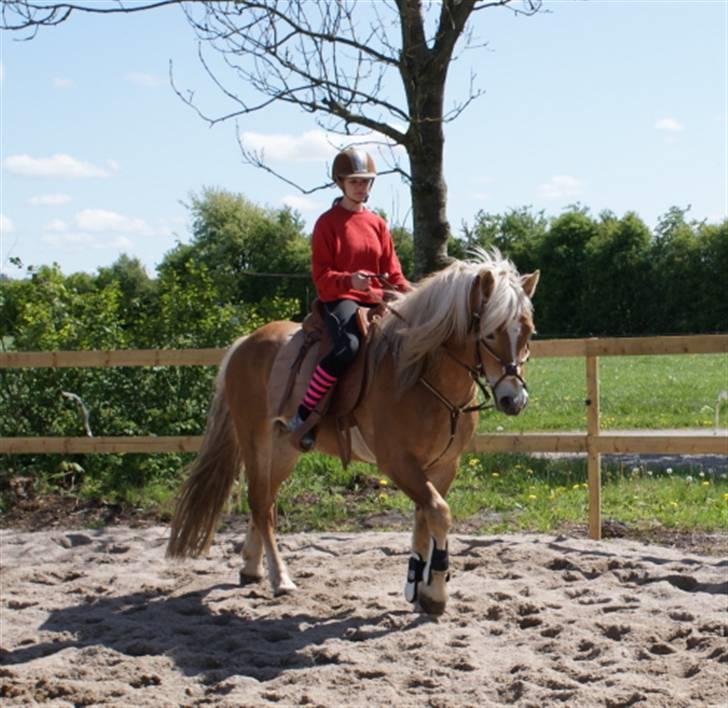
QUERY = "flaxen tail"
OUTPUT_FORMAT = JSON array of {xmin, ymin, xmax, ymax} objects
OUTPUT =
[{"xmin": 167, "ymin": 356, "xmax": 243, "ymax": 558}]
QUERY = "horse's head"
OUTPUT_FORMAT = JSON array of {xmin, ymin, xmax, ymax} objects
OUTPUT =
[{"xmin": 470, "ymin": 265, "xmax": 540, "ymax": 416}]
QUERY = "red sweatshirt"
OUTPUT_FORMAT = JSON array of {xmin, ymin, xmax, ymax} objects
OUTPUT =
[{"xmin": 311, "ymin": 205, "xmax": 409, "ymax": 304}]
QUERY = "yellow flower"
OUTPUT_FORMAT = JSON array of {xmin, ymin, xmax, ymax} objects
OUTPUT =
[
  {"xmin": 379, "ymin": 479, "xmax": 389, "ymax": 486},
  {"xmin": 378, "ymin": 493, "xmax": 387, "ymax": 502},
  {"xmin": 468, "ymin": 458, "xmax": 479, "ymax": 468},
  {"xmin": 572, "ymin": 483, "xmax": 581, "ymax": 490},
  {"xmin": 528, "ymin": 494, "xmax": 537, "ymax": 501},
  {"xmin": 722, "ymin": 493, "xmax": 728, "ymax": 503},
  {"xmin": 702, "ymin": 481, "xmax": 710, "ymax": 487},
  {"xmin": 670, "ymin": 501, "xmax": 678, "ymax": 508}
]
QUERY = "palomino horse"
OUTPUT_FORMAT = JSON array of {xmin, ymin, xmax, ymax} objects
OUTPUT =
[{"xmin": 167, "ymin": 249, "xmax": 539, "ymax": 615}]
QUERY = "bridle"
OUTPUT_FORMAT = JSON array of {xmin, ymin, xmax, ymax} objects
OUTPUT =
[
  {"xmin": 371, "ymin": 276, "xmax": 530, "ymax": 469},
  {"xmin": 417, "ymin": 310, "xmax": 530, "ymax": 469}
]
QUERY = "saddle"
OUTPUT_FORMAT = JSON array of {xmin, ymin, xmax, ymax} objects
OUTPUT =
[{"xmin": 271, "ymin": 299, "xmax": 385, "ymax": 465}]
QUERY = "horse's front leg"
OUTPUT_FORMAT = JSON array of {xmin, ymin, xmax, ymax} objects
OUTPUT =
[{"xmin": 400, "ymin": 468, "xmax": 455, "ymax": 615}]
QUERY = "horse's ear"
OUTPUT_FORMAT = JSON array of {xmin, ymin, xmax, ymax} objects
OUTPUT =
[
  {"xmin": 521, "ymin": 270, "xmax": 540, "ymax": 299},
  {"xmin": 480, "ymin": 271, "xmax": 496, "ymax": 300},
  {"xmin": 469, "ymin": 271, "xmax": 495, "ymax": 316}
]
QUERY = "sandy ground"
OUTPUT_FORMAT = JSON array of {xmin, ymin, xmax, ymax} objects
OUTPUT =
[{"xmin": 1, "ymin": 526, "xmax": 726, "ymax": 707}]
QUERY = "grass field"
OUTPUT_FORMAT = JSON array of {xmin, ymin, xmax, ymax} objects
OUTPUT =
[{"xmin": 480, "ymin": 353, "xmax": 727, "ymax": 432}]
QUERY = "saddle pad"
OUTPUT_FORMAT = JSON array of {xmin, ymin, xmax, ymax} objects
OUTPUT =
[{"xmin": 267, "ymin": 327, "xmax": 318, "ymax": 418}]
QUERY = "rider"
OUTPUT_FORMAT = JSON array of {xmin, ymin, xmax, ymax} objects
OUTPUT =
[{"xmin": 288, "ymin": 147, "xmax": 411, "ymax": 450}]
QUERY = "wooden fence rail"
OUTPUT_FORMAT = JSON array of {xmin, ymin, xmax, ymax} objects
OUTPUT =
[{"xmin": 2, "ymin": 334, "xmax": 726, "ymax": 539}]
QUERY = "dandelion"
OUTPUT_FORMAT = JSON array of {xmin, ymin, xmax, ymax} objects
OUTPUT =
[
  {"xmin": 723, "ymin": 493, "xmax": 728, "ymax": 503},
  {"xmin": 572, "ymin": 483, "xmax": 581, "ymax": 490},
  {"xmin": 646, "ymin": 470, "xmax": 653, "ymax": 477},
  {"xmin": 468, "ymin": 458, "xmax": 479, "ymax": 468},
  {"xmin": 702, "ymin": 481, "xmax": 711, "ymax": 487},
  {"xmin": 699, "ymin": 471, "xmax": 706, "ymax": 478},
  {"xmin": 666, "ymin": 467, "xmax": 673, "ymax": 475},
  {"xmin": 631, "ymin": 467, "xmax": 640, "ymax": 475},
  {"xmin": 379, "ymin": 479, "xmax": 389, "ymax": 487},
  {"xmin": 670, "ymin": 501, "xmax": 678, "ymax": 507},
  {"xmin": 491, "ymin": 472, "xmax": 500, "ymax": 478},
  {"xmin": 582, "ymin": 483, "xmax": 588, "ymax": 489},
  {"xmin": 685, "ymin": 476, "xmax": 694, "ymax": 483},
  {"xmin": 527, "ymin": 468, "xmax": 534, "ymax": 475},
  {"xmin": 378, "ymin": 493, "xmax": 387, "ymax": 502},
  {"xmin": 528, "ymin": 494, "xmax": 537, "ymax": 501}
]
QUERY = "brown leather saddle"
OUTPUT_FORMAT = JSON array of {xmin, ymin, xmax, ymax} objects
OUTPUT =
[{"xmin": 281, "ymin": 299, "xmax": 385, "ymax": 463}]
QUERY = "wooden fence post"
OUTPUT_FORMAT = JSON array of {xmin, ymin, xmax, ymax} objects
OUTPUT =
[{"xmin": 586, "ymin": 353, "xmax": 602, "ymax": 540}]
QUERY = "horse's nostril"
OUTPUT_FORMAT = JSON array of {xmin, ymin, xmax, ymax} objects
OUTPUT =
[{"xmin": 500, "ymin": 396, "xmax": 513, "ymax": 410}]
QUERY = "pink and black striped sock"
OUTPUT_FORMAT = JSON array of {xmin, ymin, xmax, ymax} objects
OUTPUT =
[{"xmin": 298, "ymin": 364, "xmax": 337, "ymax": 419}]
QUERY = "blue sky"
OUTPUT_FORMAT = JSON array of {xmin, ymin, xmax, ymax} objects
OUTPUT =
[{"xmin": 1, "ymin": 0, "xmax": 726, "ymax": 277}]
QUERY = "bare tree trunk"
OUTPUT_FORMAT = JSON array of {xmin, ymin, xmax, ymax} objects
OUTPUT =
[{"xmin": 409, "ymin": 122, "xmax": 452, "ymax": 277}]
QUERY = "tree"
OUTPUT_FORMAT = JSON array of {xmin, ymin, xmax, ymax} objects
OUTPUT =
[
  {"xmin": 2, "ymin": 0, "xmax": 541, "ymax": 278},
  {"xmin": 161, "ymin": 188, "xmax": 312, "ymax": 312}
]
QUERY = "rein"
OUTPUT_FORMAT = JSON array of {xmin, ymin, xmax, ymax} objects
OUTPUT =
[{"xmin": 419, "ymin": 343, "xmax": 494, "ymax": 470}]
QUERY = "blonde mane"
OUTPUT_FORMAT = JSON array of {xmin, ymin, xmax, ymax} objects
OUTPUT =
[{"xmin": 372, "ymin": 248, "xmax": 533, "ymax": 391}]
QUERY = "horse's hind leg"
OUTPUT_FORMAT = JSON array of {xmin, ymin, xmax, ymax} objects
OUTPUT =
[
  {"xmin": 240, "ymin": 522, "xmax": 264, "ymax": 583},
  {"xmin": 242, "ymin": 427, "xmax": 300, "ymax": 595}
]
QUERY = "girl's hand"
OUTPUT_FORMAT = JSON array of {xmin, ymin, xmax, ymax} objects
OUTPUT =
[{"xmin": 351, "ymin": 271, "xmax": 371, "ymax": 291}]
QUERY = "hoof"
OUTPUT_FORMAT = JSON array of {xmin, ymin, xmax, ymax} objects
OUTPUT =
[
  {"xmin": 417, "ymin": 595, "xmax": 447, "ymax": 616},
  {"xmin": 273, "ymin": 580, "xmax": 297, "ymax": 596},
  {"xmin": 239, "ymin": 570, "xmax": 263, "ymax": 586}
]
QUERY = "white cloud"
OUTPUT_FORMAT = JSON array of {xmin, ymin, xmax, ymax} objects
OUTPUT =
[
  {"xmin": 44, "ymin": 218, "xmax": 69, "ymax": 232},
  {"xmin": 3, "ymin": 153, "xmax": 116, "ymax": 178},
  {"xmin": 240, "ymin": 130, "xmax": 334, "ymax": 162},
  {"xmin": 655, "ymin": 117, "xmax": 683, "ymax": 132},
  {"xmin": 0, "ymin": 214, "xmax": 15, "ymax": 234},
  {"xmin": 125, "ymin": 72, "xmax": 161, "ymax": 87},
  {"xmin": 53, "ymin": 77, "xmax": 73, "ymax": 89},
  {"xmin": 538, "ymin": 175, "xmax": 582, "ymax": 200},
  {"xmin": 28, "ymin": 193, "xmax": 72, "ymax": 206},
  {"xmin": 282, "ymin": 195, "xmax": 323, "ymax": 212},
  {"xmin": 75, "ymin": 209, "xmax": 151, "ymax": 234}
]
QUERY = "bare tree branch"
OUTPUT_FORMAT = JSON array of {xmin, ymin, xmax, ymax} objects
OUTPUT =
[{"xmin": 2, "ymin": 0, "xmax": 543, "ymax": 276}]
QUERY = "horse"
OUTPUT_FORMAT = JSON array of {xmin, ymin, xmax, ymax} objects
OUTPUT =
[{"xmin": 166, "ymin": 249, "xmax": 539, "ymax": 615}]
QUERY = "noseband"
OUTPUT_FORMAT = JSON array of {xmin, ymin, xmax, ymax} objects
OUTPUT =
[{"xmin": 477, "ymin": 339, "xmax": 530, "ymax": 395}]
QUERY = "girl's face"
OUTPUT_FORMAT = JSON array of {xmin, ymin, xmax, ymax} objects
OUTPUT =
[{"xmin": 341, "ymin": 177, "xmax": 373, "ymax": 204}]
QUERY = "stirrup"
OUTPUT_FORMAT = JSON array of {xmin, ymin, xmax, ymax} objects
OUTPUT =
[{"xmin": 287, "ymin": 412, "xmax": 316, "ymax": 452}]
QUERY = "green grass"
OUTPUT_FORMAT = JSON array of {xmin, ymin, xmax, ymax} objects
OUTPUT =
[
  {"xmin": 481, "ymin": 353, "xmax": 727, "ymax": 432},
  {"xmin": 264, "ymin": 452, "xmax": 728, "ymax": 537}
]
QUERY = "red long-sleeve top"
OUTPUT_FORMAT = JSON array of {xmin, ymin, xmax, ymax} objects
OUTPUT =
[{"xmin": 311, "ymin": 205, "xmax": 409, "ymax": 304}]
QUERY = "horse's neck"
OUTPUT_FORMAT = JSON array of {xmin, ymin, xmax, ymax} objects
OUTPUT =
[{"xmin": 422, "ymin": 336, "xmax": 478, "ymax": 398}]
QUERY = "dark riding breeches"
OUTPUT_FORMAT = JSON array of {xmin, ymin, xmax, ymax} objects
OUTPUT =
[{"xmin": 319, "ymin": 299, "xmax": 371, "ymax": 377}]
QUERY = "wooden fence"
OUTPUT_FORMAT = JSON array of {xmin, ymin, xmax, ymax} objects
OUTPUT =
[{"xmin": 1, "ymin": 334, "xmax": 726, "ymax": 540}]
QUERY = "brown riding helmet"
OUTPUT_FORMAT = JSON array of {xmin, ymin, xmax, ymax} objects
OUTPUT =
[{"xmin": 331, "ymin": 148, "xmax": 376, "ymax": 182}]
